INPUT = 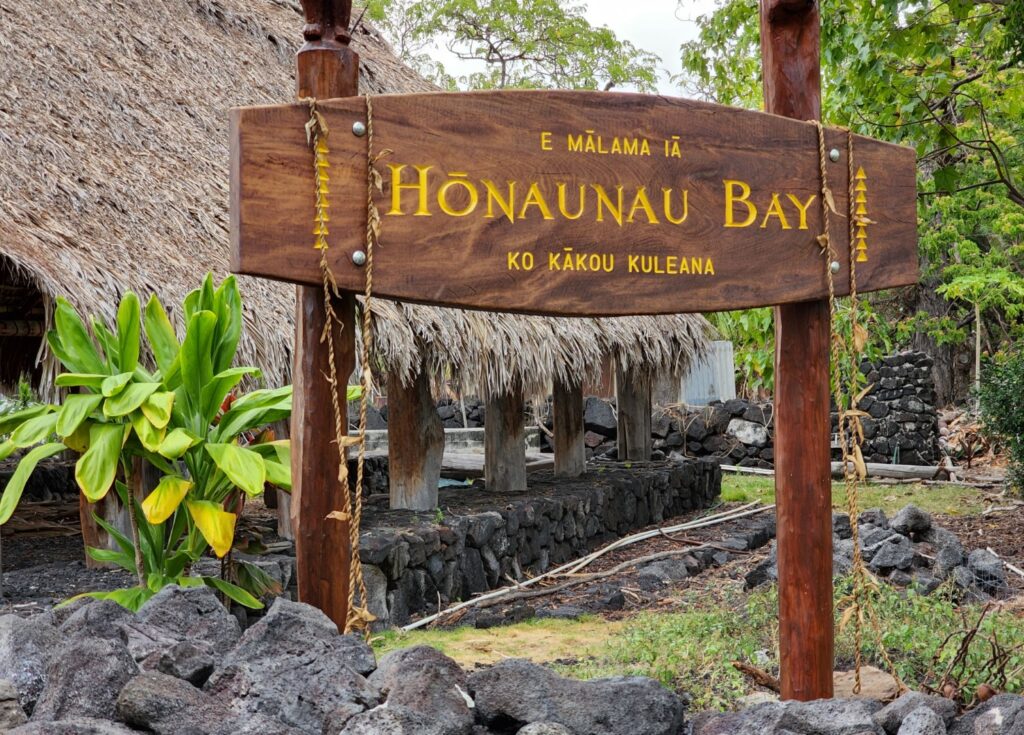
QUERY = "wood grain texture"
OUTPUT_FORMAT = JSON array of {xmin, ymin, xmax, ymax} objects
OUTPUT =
[
  {"xmin": 231, "ymin": 90, "xmax": 917, "ymax": 316},
  {"xmin": 386, "ymin": 363, "xmax": 444, "ymax": 510},
  {"xmin": 484, "ymin": 391, "xmax": 527, "ymax": 493},
  {"xmin": 761, "ymin": 0, "xmax": 835, "ymax": 701},
  {"xmin": 288, "ymin": 32, "xmax": 359, "ymax": 629},
  {"xmin": 616, "ymin": 365, "xmax": 652, "ymax": 461},
  {"xmin": 552, "ymin": 377, "xmax": 585, "ymax": 477}
]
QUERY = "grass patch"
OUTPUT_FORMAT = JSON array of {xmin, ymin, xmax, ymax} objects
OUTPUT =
[
  {"xmin": 372, "ymin": 616, "xmax": 624, "ymax": 669},
  {"xmin": 721, "ymin": 474, "xmax": 988, "ymax": 516},
  {"xmin": 373, "ymin": 581, "xmax": 1024, "ymax": 711},
  {"xmin": 563, "ymin": 580, "xmax": 1024, "ymax": 709}
]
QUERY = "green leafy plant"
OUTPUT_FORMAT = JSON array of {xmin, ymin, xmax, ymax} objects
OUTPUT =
[
  {"xmin": 0, "ymin": 275, "xmax": 292, "ymax": 609},
  {"xmin": 979, "ymin": 350, "xmax": 1024, "ymax": 492}
]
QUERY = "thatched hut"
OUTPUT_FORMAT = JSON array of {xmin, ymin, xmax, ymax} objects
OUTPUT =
[{"xmin": 0, "ymin": 0, "xmax": 712, "ymax": 510}]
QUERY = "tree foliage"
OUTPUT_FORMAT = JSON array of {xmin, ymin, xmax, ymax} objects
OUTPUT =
[
  {"xmin": 367, "ymin": 0, "xmax": 660, "ymax": 90},
  {"xmin": 680, "ymin": 0, "xmax": 1023, "ymax": 398}
]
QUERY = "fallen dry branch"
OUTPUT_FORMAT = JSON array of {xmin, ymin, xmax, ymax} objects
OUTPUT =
[{"xmin": 732, "ymin": 661, "xmax": 782, "ymax": 693}]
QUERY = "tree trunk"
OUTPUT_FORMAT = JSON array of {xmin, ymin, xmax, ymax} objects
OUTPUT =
[
  {"xmin": 387, "ymin": 362, "xmax": 445, "ymax": 510},
  {"xmin": 615, "ymin": 363, "xmax": 651, "ymax": 461},
  {"xmin": 484, "ymin": 391, "xmax": 526, "ymax": 493},
  {"xmin": 553, "ymin": 376, "xmax": 585, "ymax": 477}
]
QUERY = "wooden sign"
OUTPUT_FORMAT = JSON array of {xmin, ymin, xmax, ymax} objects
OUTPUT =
[{"xmin": 231, "ymin": 90, "xmax": 917, "ymax": 316}]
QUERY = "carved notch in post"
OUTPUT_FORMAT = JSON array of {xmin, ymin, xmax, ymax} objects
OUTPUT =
[
  {"xmin": 289, "ymin": 0, "xmax": 359, "ymax": 628},
  {"xmin": 759, "ymin": 0, "xmax": 835, "ymax": 701}
]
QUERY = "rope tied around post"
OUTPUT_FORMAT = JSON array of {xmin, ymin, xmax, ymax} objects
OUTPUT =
[
  {"xmin": 810, "ymin": 119, "xmax": 904, "ymax": 695},
  {"xmin": 301, "ymin": 95, "xmax": 389, "ymax": 635}
]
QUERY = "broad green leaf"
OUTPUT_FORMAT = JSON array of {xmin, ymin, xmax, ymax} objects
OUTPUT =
[
  {"xmin": 174, "ymin": 575, "xmax": 206, "ymax": 589},
  {"xmin": 141, "ymin": 392, "xmax": 175, "ymax": 429},
  {"xmin": 144, "ymin": 295, "xmax": 180, "ymax": 376},
  {"xmin": 250, "ymin": 441, "xmax": 291, "ymax": 490},
  {"xmin": 186, "ymin": 500, "xmax": 236, "ymax": 557},
  {"xmin": 86, "ymin": 547, "xmax": 136, "ymax": 573},
  {"xmin": 91, "ymin": 319, "xmax": 119, "ymax": 372},
  {"xmin": 157, "ymin": 428, "xmax": 198, "ymax": 460},
  {"xmin": 0, "ymin": 404, "xmax": 50, "ymax": 435},
  {"xmin": 0, "ymin": 441, "xmax": 15, "ymax": 461},
  {"xmin": 141, "ymin": 475, "xmax": 193, "ymax": 524},
  {"xmin": 180, "ymin": 311, "xmax": 217, "ymax": 417},
  {"xmin": 116, "ymin": 292, "xmax": 142, "ymax": 373},
  {"xmin": 52, "ymin": 298, "xmax": 106, "ymax": 374},
  {"xmin": 104, "ymin": 383, "xmax": 160, "ymax": 418},
  {"xmin": 75, "ymin": 423, "xmax": 125, "ymax": 501},
  {"xmin": 63, "ymin": 421, "xmax": 92, "ymax": 453},
  {"xmin": 204, "ymin": 576, "xmax": 264, "ymax": 609},
  {"xmin": 55, "ymin": 373, "xmax": 107, "ymax": 391},
  {"xmin": 0, "ymin": 442, "xmax": 65, "ymax": 524},
  {"xmin": 205, "ymin": 443, "xmax": 265, "ymax": 497},
  {"xmin": 64, "ymin": 587, "xmax": 155, "ymax": 612},
  {"xmin": 200, "ymin": 367, "xmax": 260, "ymax": 426},
  {"xmin": 213, "ymin": 386, "xmax": 293, "ymax": 441},
  {"xmin": 101, "ymin": 372, "xmax": 134, "ymax": 397},
  {"xmin": 93, "ymin": 512, "xmax": 135, "ymax": 558},
  {"xmin": 56, "ymin": 394, "xmax": 103, "ymax": 437},
  {"xmin": 130, "ymin": 411, "xmax": 165, "ymax": 453},
  {"xmin": 347, "ymin": 385, "xmax": 363, "ymax": 402},
  {"xmin": 9, "ymin": 411, "xmax": 59, "ymax": 448},
  {"xmin": 212, "ymin": 277, "xmax": 243, "ymax": 375}
]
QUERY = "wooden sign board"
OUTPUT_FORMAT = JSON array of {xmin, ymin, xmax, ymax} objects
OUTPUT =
[{"xmin": 231, "ymin": 90, "xmax": 917, "ymax": 316}]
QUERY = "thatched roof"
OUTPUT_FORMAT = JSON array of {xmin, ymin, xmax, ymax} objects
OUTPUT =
[{"xmin": 0, "ymin": 0, "xmax": 711, "ymax": 401}]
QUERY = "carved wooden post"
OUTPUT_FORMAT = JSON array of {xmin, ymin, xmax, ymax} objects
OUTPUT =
[
  {"xmin": 615, "ymin": 362, "xmax": 652, "ymax": 461},
  {"xmin": 760, "ymin": 0, "xmax": 835, "ymax": 700},
  {"xmin": 386, "ymin": 361, "xmax": 444, "ymax": 510},
  {"xmin": 290, "ymin": 0, "xmax": 357, "ymax": 627},
  {"xmin": 552, "ymin": 376, "xmax": 585, "ymax": 477},
  {"xmin": 484, "ymin": 389, "xmax": 527, "ymax": 493}
]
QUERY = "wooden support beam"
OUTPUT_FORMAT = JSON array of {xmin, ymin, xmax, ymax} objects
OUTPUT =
[
  {"xmin": 484, "ymin": 390, "xmax": 527, "ymax": 493},
  {"xmin": 387, "ymin": 362, "xmax": 445, "ymax": 510},
  {"xmin": 760, "ymin": 0, "xmax": 835, "ymax": 701},
  {"xmin": 552, "ymin": 376, "xmax": 585, "ymax": 477},
  {"xmin": 615, "ymin": 363, "xmax": 652, "ymax": 462},
  {"xmin": 289, "ymin": 1, "xmax": 358, "ymax": 628}
]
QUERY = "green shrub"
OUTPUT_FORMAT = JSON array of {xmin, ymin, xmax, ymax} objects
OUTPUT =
[
  {"xmin": 0, "ymin": 275, "xmax": 292, "ymax": 609},
  {"xmin": 979, "ymin": 350, "xmax": 1024, "ymax": 491}
]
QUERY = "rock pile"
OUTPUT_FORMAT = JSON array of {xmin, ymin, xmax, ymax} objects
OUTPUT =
[
  {"xmin": 745, "ymin": 504, "xmax": 1010, "ymax": 599},
  {"xmin": 0, "ymin": 586, "xmax": 686, "ymax": 735}
]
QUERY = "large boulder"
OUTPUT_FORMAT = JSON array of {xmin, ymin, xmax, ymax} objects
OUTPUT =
[
  {"xmin": 868, "ymin": 536, "xmax": 916, "ymax": 573},
  {"xmin": 726, "ymin": 419, "xmax": 770, "ymax": 448},
  {"xmin": 775, "ymin": 698, "xmax": 884, "ymax": 735},
  {"xmin": 369, "ymin": 646, "xmax": 474, "ymax": 735},
  {"xmin": 583, "ymin": 398, "xmax": 616, "ymax": 438},
  {"xmin": 890, "ymin": 505, "xmax": 932, "ymax": 536},
  {"xmin": 151, "ymin": 641, "xmax": 215, "ymax": 686},
  {"xmin": 336, "ymin": 704, "xmax": 440, "ymax": 734},
  {"xmin": 897, "ymin": 706, "xmax": 946, "ymax": 735},
  {"xmin": 136, "ymin": 585, "xmax": 241, "ymax": 655},
  {"xmin": 0, "ymin": 614, "xmax": 62, "ymax": 714},
  {"xmin": 873, "ymin": 692, "xmax": 957, "ymax": 734},
  {"xmin": 10, "ymin": 719, "xmax": 139, "ymax": 734},
  {"xmin": 204, "ymin": 598, "xmax": 379, "ymax": 733},
  {"xmin": 469, "ymin": 658, "xmax": 684, "ymax": 735},
  {"xmin": 948, "ymin": 693, "xmax": 1024, "ymax": 735},
  {"xmin": 0, "ymin": 679, "xmax": 28, "ymax": 730},
  {"xmin": 31, "ymin": 638, "xmax": 137, "ymax": 722},
  {"xmin": 117, "ymin": 671, "xmax": 299, "ymax": 735},
  {"xmin": 966, "ymin": 549, "xmax": 1010, "ymax": 596}
]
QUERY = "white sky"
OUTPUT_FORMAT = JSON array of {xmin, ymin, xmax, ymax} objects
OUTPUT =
[{"xmin": 426, "ymin": 0, "xmax": 720, "ymax": 95}]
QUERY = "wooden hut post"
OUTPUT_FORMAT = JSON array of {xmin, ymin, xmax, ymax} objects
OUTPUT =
[
  {"xmin": 760, "ymin": 0, "xmax": 834, "ymax": 700},
  {"xmin": 289, "ymin": 0, "xmax": 357, "ymax": 627},
  {"xmin": 615, "ymin": 362, "xmax": 652, "ymax": 461},
  {"xmin": 484, "ymin": 390, "xmax": 527, "ymax": 493},
  {"xmin": 552, "ymin": 376, "xmax": 585, "ymax": 477},
  {"xmin": 386, "ymin": 362, "xmax": 444, "ymax": 510}
]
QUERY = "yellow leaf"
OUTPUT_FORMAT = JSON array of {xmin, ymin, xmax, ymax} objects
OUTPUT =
[
  {"xmin": 141, "ymin": 476, "xmax": 192, "ymax": 524},
  {"xmin": 141, "ymin": 392, "xmax": 175, "ymax": 430},
  {"xmin": 852, "ymin": 445, "xmax": 867, "ymax": 480},
  {"xmin": 186, "ymin": 500, "xmax": 236, "ymax": 558},
  {"xmin": 853, "ymin": 324, "xmax": 869, "ymax": 353}
]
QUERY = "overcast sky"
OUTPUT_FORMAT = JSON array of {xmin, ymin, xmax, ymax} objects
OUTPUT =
[{"xmin": 427, "ymin": 0, "xmax": 721, "ymax": 95}]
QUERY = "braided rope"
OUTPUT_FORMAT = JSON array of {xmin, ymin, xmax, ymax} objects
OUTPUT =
[{"xmin": 811, "ymin": 120, "xmax": 904, "ymax": 694}]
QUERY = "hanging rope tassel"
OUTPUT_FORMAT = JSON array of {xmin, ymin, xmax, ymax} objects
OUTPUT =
[
  {"xmin": 810, "ymin": 120, "xmax": 905, "ymax": 695},
  {"xmin": 302, "ymin": 97, "xmax": 382, "ymax": 636}
]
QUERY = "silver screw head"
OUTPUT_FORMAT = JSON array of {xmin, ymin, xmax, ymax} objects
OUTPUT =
[
  {"xmin": 351, "ymin": 250, "xmax": 367, "ymax": 266},
  {"xmin": 829, "ymin": 148, "xmax": 841, "ymax": 162},
  {"xmin": 352, "ymin": 121, "xmax": 367, "ymax": 137},
  {"xmin": 830, "ymin": 260, "xmax": 841, "ymax": 273}
]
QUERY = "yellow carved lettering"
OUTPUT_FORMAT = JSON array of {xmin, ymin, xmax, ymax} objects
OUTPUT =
[
  {"xmin": 519, "ymin": 183, "xmax": 554, "ymax": 220},
  {"xmin": 786, "ymin": 193, "xmax": 816, "ymax": 230},
  {"xmin": 663, "ymin": 188, "xmax": 689, "ymax": 225},
  {"xmin": 759, "ymin": 193, "xmax": 791, "ymax": 229},
  {"xmin": 388, "ymin": 164, "xmax": 433, "ymax": 216},
  {"xmin": 437, "ymin": 173, "xmax": 479, "ymax": 217},
  {"xmin": 482, "ymin": 179, "xmax": 516, "ymax": 222},
  {"xmin": 628, "ymin": 255, "xmax": 640, "ymax": 272},
  {"xmin": 724, "ymin": 179, "xmax": 756, "ymax": 228},
  {"xmin": 592, "ymin": 184, "xmax": 623, "ymax": 226},
  {"xmin": 627, "ymin": 187, "xmax": 659, "ymax": 225},
  {"xmin": 568, "ymin": 134, "xmax": 583, "ymax": 152},
  {"xmin": 540, "ymin": 131, "xmax": 552, "ymax": 151},
  {"xmin": 557, "ymin": 183, "xmax": 586, "ymax": 220}
]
